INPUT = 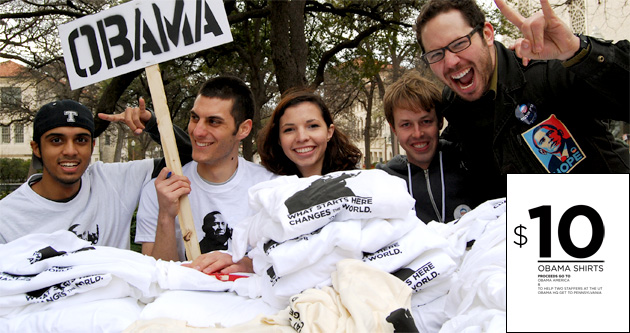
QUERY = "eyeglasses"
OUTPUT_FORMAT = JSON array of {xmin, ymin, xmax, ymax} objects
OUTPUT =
[{"xmin": 421, "ymin": 25, "xmax": 482, "ymax": 64}]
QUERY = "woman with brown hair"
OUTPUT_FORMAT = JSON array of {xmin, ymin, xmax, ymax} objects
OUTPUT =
[{"xmin": 257, "ymin": 89, "xmax": 362, "ymax": 177}]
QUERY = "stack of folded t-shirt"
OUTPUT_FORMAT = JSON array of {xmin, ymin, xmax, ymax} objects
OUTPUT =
[{"xmin": 231, "ymin": 169, "xmax": 458, "ymax": 309}]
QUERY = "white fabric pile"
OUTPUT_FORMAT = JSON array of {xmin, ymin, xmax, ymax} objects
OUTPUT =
[
  {"xmin": 0, "ymin": 169, "xmax": 507, "ymax": 332},
  {"xmin": 230, "ymin": 169, "xmax": 459, "ymax": 312},
  {"xmin": 413, "ymin": 198, "xmax": 507, "ymax": 332},
  {"xmin": 0, "ymin": 231, "xmax": 249, "ymax": 332},
  {"xmin": 231, "ymin": 169, "xmax": 506, "ymax": 332},
  {"xmin": 125, "ymin": 259, "xmax": 415, "ymax": 333},
  {"xmin": 438, "ymin": 199, "xmax": 506, "ymax": 332}
]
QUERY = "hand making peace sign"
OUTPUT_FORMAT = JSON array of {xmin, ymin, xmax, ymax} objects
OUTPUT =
[{"xmin": 494, "ymin": 0, "xmax": 581, "ymax": 61}]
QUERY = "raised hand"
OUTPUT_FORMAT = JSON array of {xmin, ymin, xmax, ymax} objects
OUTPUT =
[
  {"xmin": 494, "ymin": 0, "xmax": 580, "ymax": 61},
  {"xmin": 97, "ymin": 97, "xmax": 153, "ymax": 135},
  {"xmin": 509, "ymin": 38, "xmax": 531, "ymax": 66}
]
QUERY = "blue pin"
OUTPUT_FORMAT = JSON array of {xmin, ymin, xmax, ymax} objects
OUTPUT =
[{"xmin": 515, "ymin": 103, "xmax": 538, "ymax": 125}]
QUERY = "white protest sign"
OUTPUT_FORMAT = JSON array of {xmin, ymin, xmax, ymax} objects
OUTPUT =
[
  {"xmin": 58, "ymin": 0, "xmax": 233, "ymax": 260},
  {"xmin": 59, "ymin": 0, "xmax": 232, "ymax": 90}
]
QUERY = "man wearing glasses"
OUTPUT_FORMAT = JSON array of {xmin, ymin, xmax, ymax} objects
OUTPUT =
[{"xmin": 415, "ymin": 0, "xmax": 629, "ymax": 197}]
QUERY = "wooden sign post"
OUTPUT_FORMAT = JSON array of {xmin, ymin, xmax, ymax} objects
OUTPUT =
[
  {"xmin": 58, "ymin": 0, "xmax": 233, "ymax": 260},
  {"xmin": 145, "ymin": 64, "xmax": 200, "ymax": 260}
]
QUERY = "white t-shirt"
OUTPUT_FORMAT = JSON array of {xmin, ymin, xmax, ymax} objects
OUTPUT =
[
  {"xmin": 0, "ymin": 160, "xmax": 155, "ymax": 249},
  {"xmin": 231, "ymin": 169, "xmax": 415, "ymax": 260},
  {"xmin": 135, "ymin": 157, "xmax": 276, "ymax": 261}
]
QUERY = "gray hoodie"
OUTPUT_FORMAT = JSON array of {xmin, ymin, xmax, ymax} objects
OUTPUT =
[{"xmin": 376, "ymin": 140, "xmax": 483, "ymax": 223}]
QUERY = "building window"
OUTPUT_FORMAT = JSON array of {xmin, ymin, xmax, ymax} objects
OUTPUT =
[
  {"xmin": 105, "ymin": 134, "xmax": 111, "ymax": 146},
  {"xmin": 14, "ymin": 123, "xmax": 24, "ymax": 143},
  {"xmin": 1, "ymin": 126, "xmax": 10, "ymax": 143},
  {"xmin": 1, "ymin": 87, "xmax": 22, "ymax": 109}
]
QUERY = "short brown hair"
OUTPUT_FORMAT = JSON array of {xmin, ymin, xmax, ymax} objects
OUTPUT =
[
  {"xmin": 383, "ymin": 71, "xmax": 442, "ymax": 127},
  {"xmin": 415, "ymin": 0, "xmax": 486, "ymax": 53},
  {"xmin": 197, "ymin": 76, "xmax": 255, "ymax": 131}
]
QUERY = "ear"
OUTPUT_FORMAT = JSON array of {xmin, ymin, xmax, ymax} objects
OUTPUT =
[
  {"xmin": 483, "ymin": 22, "xmax": 495, "ymax": 47},
  {"xmin": 327, "ymin": 124, "xmax": 335, "ymax": 141},
  {"xmin": 438, "ymin": 116, "xmax": 444, "ymax": 131},
  {"xmin": 236, "ymin": 119, "xmax": 253, "ymax": 140},
  {"xmin": 31, "ymin": 141, "xmax": 41, "ymax": 159}
]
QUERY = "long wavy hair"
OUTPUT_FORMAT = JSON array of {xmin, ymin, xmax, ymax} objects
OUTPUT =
[{"xmin": 257, "ymin": 89, "xmax": 362, "ymax": 176}]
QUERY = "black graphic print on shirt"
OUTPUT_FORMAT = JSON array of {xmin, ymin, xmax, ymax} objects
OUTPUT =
[
  {"xmin": 284, "ymin": 172, "xmax": 359, "ymax": 214},
  {"xmin": 199, "ymin": 211, "xmax": 232, "ymax": 254},
  {"xmin": 68, "ymin": 224, "xmax": 99, "ymax": 245}
]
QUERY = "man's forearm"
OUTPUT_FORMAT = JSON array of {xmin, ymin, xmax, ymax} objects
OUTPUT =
[{"xmin": 149, "ymin": 211, "xmax": 182, "ymax": 261}]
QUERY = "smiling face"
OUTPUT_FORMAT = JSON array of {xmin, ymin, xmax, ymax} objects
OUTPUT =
[
  {"xmin": 421, "ymin": 9, "xmax": 495, "ymax": 102},
  {"xmin": 188, "ymin": 95, "xmax": 251, "ymax": 177},
  {"xmin": 278, "ymin": 102, "xmax": 334, "ymax": 177},
  {"xmin": 392, "ymin": 106, "xmax": 442, "ymax": 170},
  {"xmin": 31, "ymin": 126, "xmax": 94, "ymax": 199}
]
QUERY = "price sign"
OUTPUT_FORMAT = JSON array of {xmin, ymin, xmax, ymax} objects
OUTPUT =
[
  {"xmin": 514, "ymin": 204, "xmax": 605, "ymax": 258},
  {"xmin": 507, "ymin": 174, "xmax": 629, "ymax": 332}
]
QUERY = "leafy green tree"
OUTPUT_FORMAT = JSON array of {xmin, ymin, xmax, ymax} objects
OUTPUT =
[
  {"xmin": 0, "ymin": 158, "xmax": 30, "ymax": 183},
  {"xmin": 1, "ymin": 0, "xmax": 421, "ymax": 162}
]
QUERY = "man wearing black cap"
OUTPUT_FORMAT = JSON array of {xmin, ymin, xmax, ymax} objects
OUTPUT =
[{"xmin": 0, "ymin": 99, "xmax": 189, "ymax": 248}]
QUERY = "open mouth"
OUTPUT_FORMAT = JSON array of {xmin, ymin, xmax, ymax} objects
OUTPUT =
[
  {"xmin": 411, "ymin": 142, "xmax": 429, "ymax": 151},
  {"xmin": 59, "ymin": 161, "xmax": 80, "ymax": 172},
  {"xmin": 451, "ymin": 67, "xmax": 474, "ymax": 90},
  {"xmin": 294, "ymin": 146, "xmax": 315, "ymax": 154},
  {"xmin": 195, "ymin": 141, "xmax": 212, "ymax": 147}
]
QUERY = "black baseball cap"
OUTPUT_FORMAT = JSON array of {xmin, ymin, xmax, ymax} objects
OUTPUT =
[
  {"xmin": 31, "ymin": 100, "xmax": 95, "ymax": 169},
  {"xmin": 33, "ymin": 100, "xmax": 95, "ymax": 142}
]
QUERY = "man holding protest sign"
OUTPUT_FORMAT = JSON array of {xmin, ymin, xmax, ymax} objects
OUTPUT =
[
  {"xmin": 414, "ymin": 0, "xmax": 629, "ymax": 196},
  {"xmin": 56, "ymin": 0, "xmax": 236, "ymax": 260},
  {"xmin": 0, "ymin": 99, "xmax": 190, "ymax": 247},
  {"xmin": 134, "ymin": 76, "xmax": 276, "ymax": 274}
]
